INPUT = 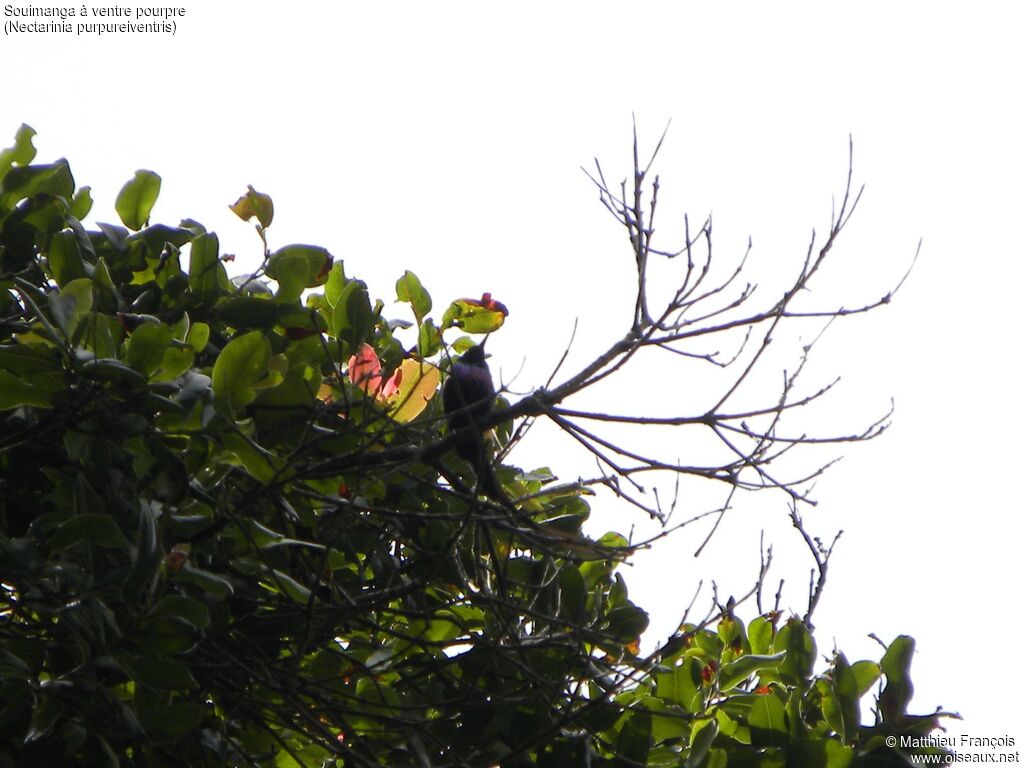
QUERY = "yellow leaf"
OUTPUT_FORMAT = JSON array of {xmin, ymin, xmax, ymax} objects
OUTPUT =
[
  {"xmin": 229, "ymin": 185, "xmax": 274, "ymax": 228},
  {"xmin": 385, "ymin": 359, "xmax": 440, "ymax": 423}
]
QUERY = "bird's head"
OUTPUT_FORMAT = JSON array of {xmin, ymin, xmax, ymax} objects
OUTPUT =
[{"xmin": 458, "ymin": 344, "xmax": 488, "ymax": 367}]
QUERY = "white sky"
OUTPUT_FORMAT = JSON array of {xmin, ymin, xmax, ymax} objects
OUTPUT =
[{"xmin": 4, "ymin": 0, "xmax": 1022, "ymax": 749}]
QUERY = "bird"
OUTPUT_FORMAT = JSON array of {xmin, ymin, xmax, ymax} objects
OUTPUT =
[{"xmin": 441, "ymin": 344, "xmax": 503, "ymax": 499}]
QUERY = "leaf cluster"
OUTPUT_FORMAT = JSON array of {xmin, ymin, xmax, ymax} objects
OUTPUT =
[{"xmin": 0, "ymin": 125, "xmax": 950, "ymax": 767}]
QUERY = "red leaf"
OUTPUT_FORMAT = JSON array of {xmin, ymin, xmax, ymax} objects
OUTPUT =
[{"xmin": 347, "ymin": 343, "xmax": 383, "ymax": 394}]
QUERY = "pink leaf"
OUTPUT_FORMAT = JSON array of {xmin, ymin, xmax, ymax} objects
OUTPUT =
[{"xmin": 347, "ymin": 343, "xmax": 383, "ymax": 394}]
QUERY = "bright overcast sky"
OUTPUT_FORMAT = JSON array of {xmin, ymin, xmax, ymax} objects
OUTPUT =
[{"xmin": 4, "ymin": 0, "xmax": 1023, "ymax": 748}]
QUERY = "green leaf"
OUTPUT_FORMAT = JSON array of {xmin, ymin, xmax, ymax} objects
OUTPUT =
[
  {"xmin": 92, "ymin": 255, "xmax": 119, "ymax": 303},
  {"xmin": 212, "ymin": 330, "xmax": 271, "ymax": 414},
  {"xmin": 152, "ymin": 344, "xmax": 195, "ymax": 383},
  {"xmin": 115, "ymin": 170, "xmax": 161, "ymax": 231},
  {"xmin": 279, "ymin": 308, "xmax": 327, "ymax": 343},
  {"xmin": 644, "ymin": 698, "xmax": 689, "ymax": 743},
  {"xmin": 617, "ymin": 709, "xmax": 652, "ymax": 764},
  {"xmin": 47, "ymin": 229, "xmax": 87, "ymax": 286},
  {"xmin": 127, "ymin": 223, "xmax": 194, "ymax": 256},
  {"xmin": 96, "ymin": 221, "xmax": 129, "ymax": 253},
  {"xmin": 122, "ymin": 653, "xmax": 196, "ymax": 691},
  {"xmin": 718, "ymin": 615, "xmax": 746, "ymax": 650},
  {"xmin": 596, "ymin": 530, "xmax": 628, "ymax": 550},
  {"xmin": 850, "ymin": 659, "xmax": 881, "ymax": 697},
  {"xmin": 221, "ymin": 431, "xmax": 285, "ymax": 485},
  {"xmin": 824, "ymin": 740, "xmax": 855, "ymax": 768},
  {"xmin": 748, "ymin": 615, "xmax": 776, "ymax": 655},
  {"xmin": 266, "ymin": 244, "xmax": 332, "ymax": 303},
  {"xmin": 218, "ymin": 295, "xmax": 281, "ymax": 329},
  {"xmin": 24, "ymin": 695, "xmax": 59, "ymax": 743},
  {"xmin": 261, "ymin": 569, "xmax": 311, "ymax": 605},
  {"xmin": 123, "ymin": 499, "xmax": 161, "ymax": 600},
  {"xmin": 417, "ymin": 316, "xmax": 442, "ymax": 357},
  {"xmin": 778, "ymin": 619, "xmax": 816, "ymax": 684},
  {"xmin": 748, "ymin": 693, "xmax": 788, "ymax": 745},
  {"xmin": 67, "ymin": 476, "xmax": 105, "ymax": 521},
  {"xmin": 655, "ymin": 656, "xmax": 705, "ymax": 713},
  {"xmin": 0, "ymin": 345, "xmax": 64, "ymax": 409},
  {"xmin": 0, "ymin": 649, "xmax": 31, "ymax": 681},
  {"xmin": 323, "ymin": 261, "xmax": 347, "ymax": 306},
  {"xmin": 786, "ymin": 739, "xmax": 855, "ymax": 768},
  {"xmin": 605, "ymin": 604, "xmax": 649, "ymax": 642},
  {"xmin": 718, "ymin": 652, "xmax": 786, "ymax": 691},
  {"xmin": 252, "ymin": 352, "xmax": 321, "ymax": 426},
  {"xmin": 822, "ymin": 653, "xmax": 861, "ymax": 743},
  {"xmin": 396, "ymin": 270, "xmax": 432, "ymax": 321},
  {"xmin": 151, "ymin": 595, "xmax": 211, "ymax": 631},
  {"xmin": 879, "ymin": 635, "xmax": 916, "ymax": 723},
  {"xmin": 95, "ymin": 736, "xmax": 120, "ymax": 768},
  {"xmin": 177, "ymin": 564, "xmax": 234, "ymax": 596},
  {"xmin": 187, "ymin": 321, "xmax": 210, "ymax": 352},
  {"xmin": 81, "ymin": 357, "xmax": 148, "ymax": 388},
  {"xmin": 441, "ymin": 296, "xmax": 508, "ymax": 333},
  {"xmin": 51, "ymin": 514, "xmax": 130, "ymax": 550},
  {"xmin": 558, "ymin": 565, "xmax": 586, "ymax": 623},
  {"xmin": 47, "ymin": 277, "xmax": 93, "ymax": 339},
  {"xmin": 137, "ymin": 612, "xmax": 199, "ymax": 654},
  {"xmin": 188, "ymin": 232, "xmax": 227, "ymax": 303},
  {"xmin": 69, "ymin": 186, "xmax": 93, "ymax": 219},
  {"xmin": 421, "ymin": 610, "xmax": 466, "ymax": 644},
  {"xmin": 0, "ymin": 160, "xmax": 74, "ymax": 210},
  {"xmin": 330, "ymin": 279, "xmax": 373, "ymax": 355},
  {"xmin": 124, "ymin": 322, "xmax": 175, "ymax": 377},
  {"xmin": 714, "ymin": 708, "xmax": 749, "ymax": 744},
  {"xmin": 0, "ymin": 123, "xmax": 37, "ymax": 184},
  {"xmin": 229, "ymin": 184, "xmax": 274, "ymax": 228},
  {"xmin": 686, "ymin": 718, "xmax": 719, "ymax": 768}
]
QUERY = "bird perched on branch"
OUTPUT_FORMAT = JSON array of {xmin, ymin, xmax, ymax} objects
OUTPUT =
[
  {"xmin": 442, "ymin": 346, "xmax": 612, "ymax": 555},
  {"xmin": 442, "ymin": 344, "xmax": 503, "ymax": 499}
]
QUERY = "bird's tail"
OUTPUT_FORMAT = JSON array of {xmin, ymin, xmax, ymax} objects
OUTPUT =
[
  {"xmin": 476, "ymin": 459, "xmax": 512, "ymax": 507},
  {"xmin": 456, "ymin": 432, "xmax": 515, "ymax": 509}
]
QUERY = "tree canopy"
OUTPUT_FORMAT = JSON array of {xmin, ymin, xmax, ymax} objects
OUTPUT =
[{"xmin": 0, "ymin": 124, "xmax": 952, "ymax": 767}]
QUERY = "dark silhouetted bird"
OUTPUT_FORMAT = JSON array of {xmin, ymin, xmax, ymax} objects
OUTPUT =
[
  {"xmin": 442, "ymin": 344, "xmax": 494, "ymax": 462},
  {"xmin": 442, "ymin": 344, "xmax": 503, "ymax": 499}
]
